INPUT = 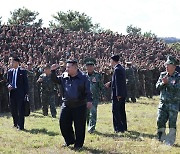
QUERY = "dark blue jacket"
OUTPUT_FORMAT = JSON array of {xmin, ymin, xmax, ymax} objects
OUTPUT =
[
  {"xmin": 176, "ymin": 66, "xmax": 180, "ymax": 73},
  {"xmin": 51, "ymin": 70, "xmax": 92, "ymax": 107},
  {"xmin": 111, "ymin": 64, "xmax": 127, "ymax": 99},
  {"xmin": 7, "ymin": 67, "xmax": 29, "ymax": 98}
]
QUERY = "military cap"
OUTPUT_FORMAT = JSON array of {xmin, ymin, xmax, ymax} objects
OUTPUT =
[
  {"xmin": 84, "ymin": 57, "xmax": 96, "ymax": 65},
  {"xmin": 125, "ymin": 61, "xmax": 132, "ymax": 65},
  {"xmin": 165, "ymin": 55, "xmax": 179, "ymax": 66},
  {"xmin": 66, "ymin": 59, "xmax": 78, "ymax": 64},
  {"xmin": 111, "ymin": 55, "xmax": 120, "ymax": 62}
]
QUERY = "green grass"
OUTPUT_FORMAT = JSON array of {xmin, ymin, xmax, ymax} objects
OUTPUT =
[{"xmin": 0, "ymin": 96, "xmax": 180, "ymax": 154}]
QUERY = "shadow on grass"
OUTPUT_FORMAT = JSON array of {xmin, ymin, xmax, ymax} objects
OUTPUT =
[
  {"xmin": 94, "ymin": 130, "xmax": 156, "ymax": 141},
  {"xmin": 30, "ymin": 111, "xmax": 58, "ymax": 119},
  {"xmin": 30, "ymin": 114, "xmax": 47, "ymax": 118},
  {"xmin": 24, "ymin": 128, "xmax": 59, "ymax": 136},
  {"xmin": 69, "ymin": 146, "xmax": 106, "ymax": 153},
  {"xmin": 0, "ymin": 112, "xmax": 11, "ymax": 118},
  {"xmin": 174, "ymin": 144, "xmax": 180, "ymax": 148}
]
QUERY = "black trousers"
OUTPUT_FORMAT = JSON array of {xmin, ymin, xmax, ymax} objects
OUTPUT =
[
  {"xmin": 112, "ymin": 97, "xmax": 127, "ymax": 132},
  {"xmin": 60, "ymin": 103, "xmax": 87, "ymax": 147},
  {"xmin": 10, "ymin": 90, "xmax": 25, "ymax": 129}
]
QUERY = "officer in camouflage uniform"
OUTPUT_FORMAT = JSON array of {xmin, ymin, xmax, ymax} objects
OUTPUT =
[
  {"xmin": 37, "ymin": 64, "xmax": 57, "ymax": 118},
  {"xmin": 156, "ymin": 56, "xmax": 180, "ymax": 146},
  {"xmin": 85, "ymin": 58, "xmax": 105, "ymax": 133},
  {"xmin": 125, "ymin": 62, "xmax": 136, "ymax": 102},
  {"xmin": 27, "ymin": 62, "xmax": 35, "ymax": 111}
]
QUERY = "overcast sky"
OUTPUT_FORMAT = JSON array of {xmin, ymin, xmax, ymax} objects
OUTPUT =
[{"xmin": 0, "ymin": 0, "xmax": 180, "ymax": 37}]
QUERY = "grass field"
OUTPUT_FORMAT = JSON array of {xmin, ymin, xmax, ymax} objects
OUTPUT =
[{"xmin": 0, "ymin": 96, "xmax": 180, "ymax": 154}]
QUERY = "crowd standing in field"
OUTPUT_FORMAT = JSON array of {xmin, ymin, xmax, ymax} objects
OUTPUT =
[{"xmin": 0, "ymin": 25, "xmax": 180, "ymax": 148}]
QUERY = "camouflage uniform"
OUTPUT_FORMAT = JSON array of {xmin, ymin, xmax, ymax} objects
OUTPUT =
[
  {"xmin": 34, "ymin": 67, "xmax": 42, "ymax": 110},
  {"xmin": 27, "ymin": 70, "xmax": 35, "ymax": 111},
  {"xmin": 0, "ymin": 70, "xmax": 9, "ymax": 113},
  {"xmin": 85, "ymin": 57, "xmax": 105, "ymax": 133},
  {"xmin": 144, "ymin": 69, "xmax": 153, "ymax": 98},
  {"xmin": 156, "ymin": 56, "xmax": 180, "ymax": 146},
  {"xmin": 132, "ymin": 66, "xmax": 140, "ymax": 98},
  {"xmin": 39, "ymin": 73, "xmax": 57, "ymax": 117},
  {"xmin": 125, "ymin": 65, "xmax": 136, "ymax": 102},
  {"xmin": 139, "ymin": 69, "xmax": 146, "ymax": 96},
  {"xmin": 86, "ymin": 71, "xmax": 105, "ymax": 133}
]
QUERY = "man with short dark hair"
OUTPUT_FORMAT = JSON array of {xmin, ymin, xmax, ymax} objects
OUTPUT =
[
  {"xmin": 105, "ymin": 55, "xmax": 127, "ymax": 133},
  {"xmin": 51, "ymin": 59, "xmax": 92, "ymax": 149},
  {"xmin": 7, "ymin": 57, "xmax": 29, "ymax": 130}
]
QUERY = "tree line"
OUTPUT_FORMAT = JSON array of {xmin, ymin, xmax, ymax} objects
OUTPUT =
[{"xmin": 0, "ymin": 7, "xmax": 157, "ymax": 36}]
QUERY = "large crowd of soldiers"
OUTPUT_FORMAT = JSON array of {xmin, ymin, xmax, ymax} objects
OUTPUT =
[{"xmin": 0, "ymin": 60, "xmax": 167, "ymax": 113}]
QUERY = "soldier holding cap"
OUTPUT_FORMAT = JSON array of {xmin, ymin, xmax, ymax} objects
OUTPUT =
[{"xmin": 156, "ymin": 55, "xmax": 180, "ymax": 146}]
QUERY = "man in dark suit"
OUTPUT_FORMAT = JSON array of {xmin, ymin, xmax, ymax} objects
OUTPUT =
[
  {"xmin": 7, "ymin": 57, "xmax": 28, "ymax": 130},
  {"xmin": 105, "ymin": 55, "xmax": 127, "ymax": 133}
]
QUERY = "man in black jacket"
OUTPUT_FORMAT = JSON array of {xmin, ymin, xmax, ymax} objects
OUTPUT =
[
  {"xmin": 51, "ymin": 59, "xmax": 92, "ymax": 149},
  {"xmin": 105, "ymin": 55, "xmax": 127, "ymax": 133},
  {"xmin": 7, "ymin": 57, "xmax": 29, "ymax": 130}
]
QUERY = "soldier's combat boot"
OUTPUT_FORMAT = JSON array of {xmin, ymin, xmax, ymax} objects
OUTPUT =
[
  {"xmin": 157, "ymin": 128, "xmax": 166, "ymax": 142},
  {"xmin": 165, "ymin": 128, "xmax": 176, "ymax": 146}
]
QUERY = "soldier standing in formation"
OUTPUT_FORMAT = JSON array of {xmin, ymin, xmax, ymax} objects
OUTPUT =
[
  {"xmin": 0, "ymin": 67, "xmax": 9, "ymax": 112},
  {"xmin": 144, "ymin": 65, "xmax": 153, "ymax": 98},
  {"xmin": 125, "ymin": 62, "xmax": 136, "ymax": 102},
  {"xmin": 156, "ymin": 56, "xmax": 180, "ymax": 146},
  {"xmin": 37, "ymin": 64, "xmax": 57, "ymax": 118},
  {"xmin": 27, "ymin": 62, "xmax": 35, "ymax": 111},
  {"xmin": 84, "ymin": 58, "xmax": 105, "ymax": 133}
]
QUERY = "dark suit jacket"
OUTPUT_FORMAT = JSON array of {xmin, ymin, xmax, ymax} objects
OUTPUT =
[
  {"xmin": 7, "ymin": 67, "xmax": 29, "ymax": 98},
  {"xmin": 111, "ymin": 64, "xmax": 127, "ymax": 99},
  {"xmin": 176, "ymin": 66, "xmax": 180, "ymax": 73}
]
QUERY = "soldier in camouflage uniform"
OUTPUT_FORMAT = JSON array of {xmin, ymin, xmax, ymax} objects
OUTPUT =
[
  {"xmin": 132, "ymin": 64, "xmax": 140, "ymax": 98},
  {"xmin": 27, "ymin": 62, "xmax": 35, "ymax": 111},
  {"xmin": 125, "ymin": 62, "xmax": 136, "ymax": 102},
  {"xmin": 37, "ymin": 64, "xmax": 57, "ymax": 118},
  {"xmin": 34, "ymin": 65, "xmax": 42, "ymax": 110},
  {"xmin": 144, "ymin": 66, "xmax": 153, "ymax": 98},
  {"xmin": 0, "ymin": 67, "xmax": 9, "ymax": 113},
  {"xmin": 156, "ymin": 56, "xmax": 180, "ymax": 146},
  {"xmin": 85, "ymin": 58, "xmax": 105, "ymax": 133}
]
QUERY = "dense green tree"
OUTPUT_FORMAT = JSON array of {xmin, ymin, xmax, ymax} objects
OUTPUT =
[
  {"xmin": 143, "ymin": 31, "xmax": 157, "ymax": 38},
  {"xmin": 49, "ymin": 10, "xmax": 94, "ymax": 31},
  {"xmin": 8, "ymin": 7, "xmax": 42, "ymax": 26}
]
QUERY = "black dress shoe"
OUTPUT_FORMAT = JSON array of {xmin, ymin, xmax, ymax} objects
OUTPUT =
[
  {"xmin": 12, "ymin": 125, "xmax": 18, "ymax": 128},
  {"xmin": 17, "ymin": 126, "xmax": 24, "ymax": 131}
]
